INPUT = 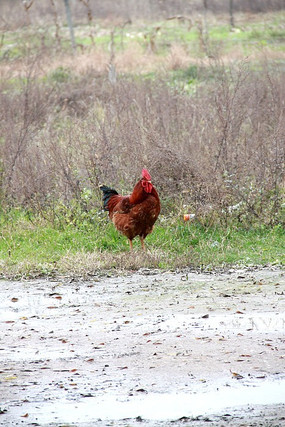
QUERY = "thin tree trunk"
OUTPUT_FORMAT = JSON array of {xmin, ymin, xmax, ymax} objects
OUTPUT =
[
  {"xmin": 229, "ymin": 0, "xmax": 235, "ymax": 29},
  {"xmin": 203, "ymin": 0, "xmax": 208, "ymax": 33},
  {"xmin": 63, "ymin": 0, "xmax": 76, "ymax": 52}
]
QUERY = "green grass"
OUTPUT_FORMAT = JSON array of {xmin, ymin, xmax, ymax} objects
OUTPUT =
[
  {"xmin": 0, "ymin": 209, "xmax": 284, "ymax": 279},
  {"xmin": 1, "ymin": 12, "xmax": 285, "ymax": 61}
]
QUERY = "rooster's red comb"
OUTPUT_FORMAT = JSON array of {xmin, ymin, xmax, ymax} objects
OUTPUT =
[{"xmin": 142, "ymin": 168, "xmax": 151, "ymax": 181}]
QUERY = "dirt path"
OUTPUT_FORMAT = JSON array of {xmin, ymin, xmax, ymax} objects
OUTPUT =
[{"xmin": 1, "ymin": 267, "xmax": 285, "ymax": 426}]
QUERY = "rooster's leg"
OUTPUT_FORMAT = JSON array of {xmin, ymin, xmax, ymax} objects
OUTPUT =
[
  {"xmin": 129, "ymin": 239, "xmax": 133, "ymax": 251},
  {"xmin": 140, "ymin": 236, "xmax": 146, "ymax": 251}
]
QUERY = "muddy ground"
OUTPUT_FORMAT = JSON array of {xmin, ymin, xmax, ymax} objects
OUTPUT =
[{"xmin": 1, "ymin": 267, "xmax": 285, "ymax": 426}]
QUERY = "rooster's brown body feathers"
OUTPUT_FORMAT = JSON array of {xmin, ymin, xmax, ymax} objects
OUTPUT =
[{"xmin": 100, "ymin": 169, "xmax": 160, "ymax": 250}]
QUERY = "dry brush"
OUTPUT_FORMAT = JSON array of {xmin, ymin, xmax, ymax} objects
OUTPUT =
[{"xmin": 0, "ymin": 59, "xmax": 284, "ymax": 226}]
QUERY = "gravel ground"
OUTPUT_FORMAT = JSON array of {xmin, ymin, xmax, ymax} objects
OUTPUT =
[{"xmin": 0, "ymin": 267, "xmax": 285, "ymax": 426}]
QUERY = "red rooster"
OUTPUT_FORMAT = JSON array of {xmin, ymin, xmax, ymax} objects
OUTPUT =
[{"xmin": 100, "ymin": 169, "xmax": 160, "ymax": 250}]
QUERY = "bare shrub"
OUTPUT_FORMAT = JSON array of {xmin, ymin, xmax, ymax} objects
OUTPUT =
[
  {"xmin": 210, "ymin": 62, "xmax": 285, "ymax": 225},
  {"xmin": 0, "ymin": 61, "xmax": 55, "ymax": 206},
  {"xmin": 1, "ymin": 58, "xmax": 284, "ymax": 226}
]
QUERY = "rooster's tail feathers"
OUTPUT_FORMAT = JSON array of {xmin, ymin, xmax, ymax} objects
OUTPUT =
[{"xmin": 99, "ymin": 185, "xmax": 118, "ymax": 211}]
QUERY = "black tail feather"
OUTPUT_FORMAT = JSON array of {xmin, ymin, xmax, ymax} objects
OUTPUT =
[{"xmin": 100, "ymin": 185, "xmax": 118, "ymax": 211}]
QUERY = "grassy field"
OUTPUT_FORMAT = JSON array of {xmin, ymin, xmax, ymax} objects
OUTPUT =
[
  {"xmin": 0, "ymin": 208, "xmax": 284, "ymax": 279},
  {"xmin": 0, "ymin": 10, "xmax": 284, "ymax": 278},
  {"xmin": 2, "ymin": 12, "xmax": 285, "ymax": 75}
]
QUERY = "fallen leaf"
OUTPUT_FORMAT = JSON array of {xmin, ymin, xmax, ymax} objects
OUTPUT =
[
  {"xmin": 136, "ymin": 388, "xmax": 147, "ymax": 393},
  {"xmin": 21, "ymin": 413, "xmax": 29, "ymax": 418},
  {"xmin": 4, "ymin": 375, "xmax": 17, "ymax": 381},
  {"xmin": 11, "ymin": 298, "xmax": 18, "ymax": 302},
  {"xmin": 231, "ymin": 371, "xmax": 244, "ymax": 379},
  {"xmin": 195, "ymin": 336, "xmax": 211, "ymax": 341}
]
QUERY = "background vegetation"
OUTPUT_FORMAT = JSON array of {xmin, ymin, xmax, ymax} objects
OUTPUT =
[{"xmin": 0, "ymin": 1, "xmax": 284, "ymax": 278}]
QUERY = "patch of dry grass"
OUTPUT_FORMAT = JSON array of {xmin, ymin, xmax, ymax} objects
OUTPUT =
[
  {"xmin": 2, "ymin": 42, "xmax": 285, "ymax": 81},
  {"xmin": 0, "ymin": 249, "xmax": 191, "ymax": 280},
  {"xmin": 49, "ymin": 49, "xmax": 110, "ymax": 74},
  {"xmin": 0, "ymin": 259, "xmax": 54, "ymax": 280},
  {"xmin": 58, "ymin": 250, "xmax": 162, "ymax": 277},
  {"xmin": 115, "ymin": 42, "xmax": 163, "ymax": 73},
  {"xmin": 166, "ymin": 44, "xmax": 192, "ymax": 70}
]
